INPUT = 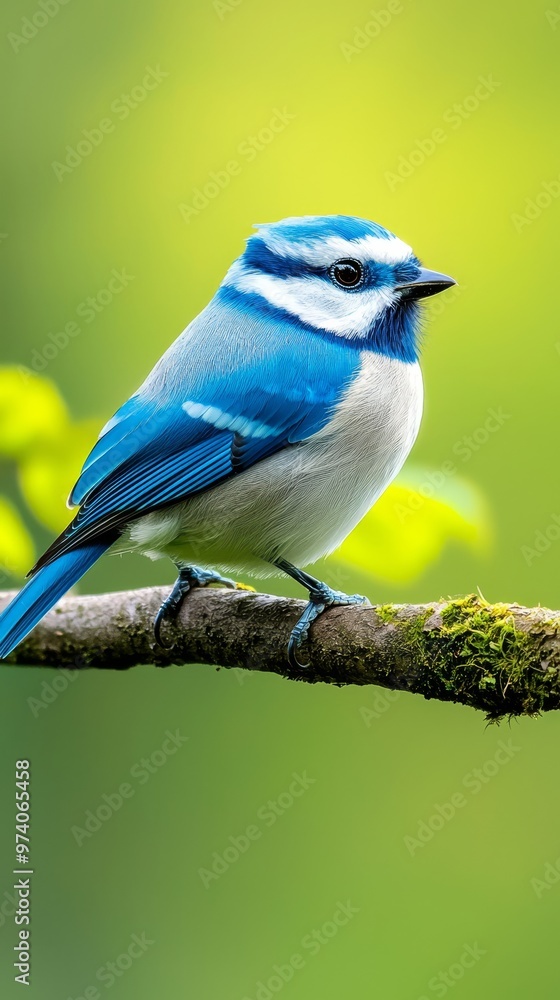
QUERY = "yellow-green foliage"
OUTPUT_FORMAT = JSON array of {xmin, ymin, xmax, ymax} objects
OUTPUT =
[
  {"xmin": 0, "ymin": 367, "xmax": 98, "ymax": 575},
  {"xmin": 335, "ymin": 469, "xmax": 490, "ymax": 584},
  {"xmin": 0, "ymin": 497, "xmax": 35, "ymax": 577}
]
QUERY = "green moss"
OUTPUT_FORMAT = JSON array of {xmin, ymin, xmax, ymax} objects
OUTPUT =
[
  {"xmin": 374, "ymin": 604, "xmax": 399, "ymax": 624},
  {"xmin": 393, "ymin": 606, "xmax": 434, "ymax": 656},
  {"xmin": 439, "ymin": 596, "xmax": 528, "ymax": 666},
  {"xmin": 365, "ymin": 595, "xmax": 560, "ymax": 719},
  {"xmin": 435, "ymin": 597, "xmax": 540, "ymax": 716}
]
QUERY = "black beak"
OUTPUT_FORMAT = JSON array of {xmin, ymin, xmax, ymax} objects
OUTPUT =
[{"xmin": 395, "ymin": 267, "xmax": 457, "ymax": 301}]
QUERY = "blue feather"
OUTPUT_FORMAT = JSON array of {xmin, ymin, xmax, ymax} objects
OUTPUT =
[
  {"xmin": 253, "ymin": 215, "xmax": 396, "ymax": 244},
  {"xmin": 0, "ymin": 544, "xmax": 110, "ymax": 659},
  {"xmin": 60, "ymin": 300, "xmax": 360, "ymax": 543}
]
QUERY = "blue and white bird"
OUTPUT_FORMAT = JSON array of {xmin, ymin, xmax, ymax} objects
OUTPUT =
[{"xmin": 0, "ymin": 215, "xmax": 456, "ymax": 666}]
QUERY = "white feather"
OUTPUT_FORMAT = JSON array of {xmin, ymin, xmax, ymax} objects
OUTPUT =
[
  {"xmin": 182, "ymin": 400, "xmax": 275, "ymax": 439},
  {"xmin": 224, "ymin": 261, "xmax": 397, "ymax": 337},
  {"xmin": 260, "ymin": 230, "xmax": 413, "ymax": 268}
]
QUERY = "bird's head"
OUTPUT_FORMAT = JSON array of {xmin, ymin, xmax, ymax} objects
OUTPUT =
[{"xmin": 219, "ymin": 215, "xmax": 456, "ymax": 362}]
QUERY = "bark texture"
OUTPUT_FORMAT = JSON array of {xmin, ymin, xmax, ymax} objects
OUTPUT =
[{"xmin": 1, "ymin": 587, "xmax": 559, "ymax": 718}]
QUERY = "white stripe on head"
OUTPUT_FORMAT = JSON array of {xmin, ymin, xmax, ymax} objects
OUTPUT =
[
  {"xmin": 223, "ymin": 261, "xmax": 396, "ymax": 337},
  {"xmin": 260, "ymin": 231, "xmax": 413, "ymax": 268}
]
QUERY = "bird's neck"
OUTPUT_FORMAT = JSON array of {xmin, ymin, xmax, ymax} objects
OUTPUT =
[{"xmin": 215, "ymin": 284, "xmax": 421, "ymax": 363}]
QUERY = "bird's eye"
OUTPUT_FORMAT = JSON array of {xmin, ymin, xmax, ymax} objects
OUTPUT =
[{"xmin": 330, "ymin": 258, "xmax": 363, "ymax": 288}]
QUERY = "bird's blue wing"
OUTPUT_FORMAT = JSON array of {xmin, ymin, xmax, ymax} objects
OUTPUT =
[{"xmin": 36, "ymin": 303, "xmax": 360, "ymax": 569}]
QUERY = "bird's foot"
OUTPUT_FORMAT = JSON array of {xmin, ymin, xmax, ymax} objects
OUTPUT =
[
  {"xmin": 154, "ymin": 565, "xmax": 241, "ymax": 648},
  {"xmin": 287, "ymin": 584, "xmax": 369, "ymax": 670}
]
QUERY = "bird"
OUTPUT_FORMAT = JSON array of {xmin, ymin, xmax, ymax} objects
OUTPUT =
[{"xmin": 0, "ymin": 215, "xmax": 456, "ymax": 666}]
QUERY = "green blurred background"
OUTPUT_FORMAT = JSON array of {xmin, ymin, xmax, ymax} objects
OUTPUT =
[{"xmin": 1, "ymin": 0, "xmax": 560, "ymax": 995}]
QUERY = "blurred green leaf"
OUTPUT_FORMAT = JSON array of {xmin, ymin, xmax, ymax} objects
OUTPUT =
[
  {"xmin": 18, "ymin": 418, "xmax": 98, "ymax": 532},
  {"xmin": 0, "ymin": 367, "xmax": 68, "ymax": 458},
  {"xmin": 0, "ymin": 365, "xmax": 99, "ymax": 533},
  {"xmin": 0, "ymin": 496, "xmax": 34, "ymax": 577},
  {"xmin": 335, "ymin": 468, "xmax": 490, "ymax": 584}
]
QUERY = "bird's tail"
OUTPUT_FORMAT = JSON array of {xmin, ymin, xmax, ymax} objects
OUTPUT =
[{"xmin": 0, "ymin": 543, "xmax": 110, "ymax": 660}]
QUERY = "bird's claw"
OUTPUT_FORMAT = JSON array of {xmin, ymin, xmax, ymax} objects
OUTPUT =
[
  {"xmin": 287, "ymin": 623, "xmax": 313, "ymax": 670},
  {"xmin": 153, "ymin": 566, "xmax": 251, "ymax": 649},
  {"xmin": 286, "ymin": 588, "xmax": 370, "ymax": 670},
  {"xmin": 154, "ymin": 592, "xmax": 188, "ymax": 649}
]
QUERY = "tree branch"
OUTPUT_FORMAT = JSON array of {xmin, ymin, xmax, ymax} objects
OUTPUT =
[{"xmin": 1, "ymin": 587, "xmax": 559, "ymax": 718}]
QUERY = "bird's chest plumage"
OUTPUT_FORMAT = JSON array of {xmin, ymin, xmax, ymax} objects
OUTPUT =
[
  {"xmin": 315, "ymin": 350, "xmax": 423, "ymax": 477},
  {"xmin": 131, "ymin": 351, "xmax": 423, "ymax": 573},
  {"xmin": 286, "ymin": 351, "xmax": 423, "ymax": 551},
  {"xmin": 198, "ymin": 351, "xmax": 421, "ymax": 569}
]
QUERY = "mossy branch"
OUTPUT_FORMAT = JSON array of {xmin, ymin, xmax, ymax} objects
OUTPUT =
[{"xmin": 1, "ymin": 587, "xmax": 559, "ymax": 719}]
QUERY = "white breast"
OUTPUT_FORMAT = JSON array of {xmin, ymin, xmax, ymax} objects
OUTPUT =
[
  {"xmin": 127, "ymin": 352, "xmax": 423, "ymax": 575},
  {"xmin": 290, "ymin": 350, "xmax": 423, "ymax": 559},
  {"xmin": 321, "ymin": 350, "xmax": 423, "ymax": 457}
]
